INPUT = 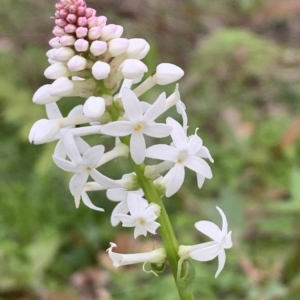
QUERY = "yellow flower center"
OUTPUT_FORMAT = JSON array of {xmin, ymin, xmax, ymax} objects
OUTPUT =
[
  {"xmin": 138, "ymin": 218, "xmax": 146, "ymax": 225},
  {"xmin": 134, "ymin": 123, "xmax": 143, "ymax": 132}
]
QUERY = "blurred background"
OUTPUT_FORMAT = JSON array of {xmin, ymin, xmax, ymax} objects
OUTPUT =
[{"xmin": 1, "ymin": 0, "xmax": 300, "ymax": 299}]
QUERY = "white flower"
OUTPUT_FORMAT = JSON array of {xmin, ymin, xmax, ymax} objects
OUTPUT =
[
  {"xmin": 107, "ymin": 243, "xmax": 166, "ymax": 268},
  {"xmin": 107, "ymin": 187, "xmax": 144, "ymax": 226},
  {"xmin": 146, "ymin": 117, "xmax": 212, "ymax": 197},
  {"xmin": 178, "ymin": 207, "xmax": 232, "ymax": 278},
  {"xmin": 101, "ymin": 88, "xmax": 172, "ymax": 164},
  {"xmin": 115, "ymin": 193, "xmax": 160, "ymax": 238},
  {"xmin": 52, "ymin": 131, "xmax": 120, "ymax": 196}
]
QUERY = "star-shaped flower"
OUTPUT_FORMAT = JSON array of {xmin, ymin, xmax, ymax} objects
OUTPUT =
[
  {"xmin": 178, "ymin": 206, "xmax": 232, "ymax": 278},
  {"xmin": 101, "ymin": 88, "xmax": 172, "ymax": 164},
  {"xmin": 52, "ymin": 130, "xmax": 120, "ymax": 196},
  {"xmin": 115, "ymin": 193, "xmax": 160, "ymax": 238},
  {"xmin": 146, "ymin": 117, "xmax": 212, "ymax": 197}
]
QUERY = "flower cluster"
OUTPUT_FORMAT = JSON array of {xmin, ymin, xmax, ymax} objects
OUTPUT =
[{"xmin": 29, "ymin": 0, "xmax": 232, "ymax": 287}]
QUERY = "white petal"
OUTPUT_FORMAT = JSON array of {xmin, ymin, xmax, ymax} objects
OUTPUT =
[
  {"xmin": 134, "ymin": 225, "xmax": 147, "ymax": 238},
  {"xmin": 216, "ymin": 206, "xmax": 228, "ymax": 236},
  {"xmin": 145, "ymin": 221, "xmax": 160, "ymax": 234},
  {"xmin": 62, "ymin": 131, "xmax": 82, "ymax": 163},
  {"xmin": 90, "ymin": 169, "xmax": 120, "ymax": 188},
  {"xmin": 101, "ymin": 121, "xmax": 133, "ymax": 137},
  {"xmin": 52, "ymin": 155, "xmax": 77, "ymax": 172},
  {"xmin": 184, "ymin": 156, "xmax": 212, "ymax": 179},
  {"xmin": 166, "ymin": 117, "xmax": 188, "ymax": 150},
  {"xmin": 54, "ymin": 139, "xmax": 66, "ymax": 158},
  {"xmin": 143, "ymin": 124, "xmax": 172, "ymax": 138},
  {"xmin": 195, "ymin": 221, "xmax": 223, "ymax": 243},
  {"xmin": 130, "ymin": 132, "xmax": 146, "ymax": 164},
  {"xmin": 187, "ymin": 135, "xmax": 203, "ymax": 155},
  {"xmin": 165, "ymin": 164, "xmax": 185, "ymax": 197},
  {"xmin": 146, "ymin": 145, "xmax": 179, "ymax": 162},
  {"xmin": 127, "ymin": 193, "xmax": 148, "ymax": 218},
  {"xmin": 223, "ymin": 231, "xmax": 233, "ymax": 249},
  {"xmin": 82, "ymin": 145, "xmax": 104, "ymax": 167},
  {"xmin": 111, "ymin": 200, "xmax": 129, "ymax": 226},
  {"xmin": 215, "ymin": 249, "xmax": 226, "ymax": 278},
  {"xmin": 116, "ymin": 214, "xmax": 135, "ymax": 227},
  {"xmin": 121, "ymin": 88, "xmax": 143, "ymax": 122},
  {"xmin": 68, "ymin": 105, "xmax": 84, "ymax": 117},
  {"xmin": 196, "ymin": 173, "xmax": 206, "ymax": 189},
  {"xmin": 69, "ymin": 172, "xmax": 89, "ymax": 196},
  {"xmin": 196, "ymin": 146, "xmax": 214, "ymax": 163},
  {"xmin": 189, "ymin": 242, "xmax": 220, "ymax": 262},
  {"xmin": 143, "ymin": 92, "xmax": 166, "ymax": 123},
  {"xmin": 46, "ymin": 102, "xmax": 63, "ymax": 119},
  {"xmin": 107, "ymin": 188, "xmax": 128, "ymax": 202},
  {"xmin": 74, "ymin": 137, "xmax": 91, "ymax": 154},
  {"xmin": 81, "ymin": 191, "xmax": 104, "ymax": 212}
]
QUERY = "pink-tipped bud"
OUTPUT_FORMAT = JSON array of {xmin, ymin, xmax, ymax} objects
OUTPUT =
[
  {"xmin": 83, "ymin": 96, "xmax": 106, "ymax": 118},
  {"xmin": 153, "ymin": 63, "xmax": 184, "ymax": 85},
  {"xmin": 87, "ymin": 16, "xmax": 98, "ymax": 28},
  {"xmin": 74, "ymin": 38, "xmax": 89, "ymax": 52},
  {"xmin": 121, "ymin": 59, "xmax": 148, "ymax": 79},
  {"xmin": 85, "ymin": 8, "xmax": 96, "ymax": 18},
  {"xmin": 77, "ymin": 16, "xmax": 88, "ymax": 26},
  {"xmin": 66, "ymin": 14, "xmax": 77, "ymax": 24},
  {"xmin": 53, "ymin": 26, "xmax": 65, "ymax": 37},
  {"xmin": 55, "ymin": 19, "xmax": 68, "ymax": 27},
  {"xmin": 32, "ymin": 84, "xmax": 61, "ymax": 105},
  {"xmin": 64, "ymin": 24, "xmax": 77, "ymax": 33},
  {"xmin": 53, "ymin": 47, "xmax": 75, "ymax": 61},
  {"xmin": 59, "ymin": 35, "xmax": 76, "ymax": 46},
  {"xmin": 108, "ymin": 38, "xmax": 129, "ymax": 56},
  {"xmin": 49, "ymin": 77, "xmax": 74, "ymax": 97},
  {"xmin": 92, "ymin": 61, "xmax": 111, "ymax": 80},
  {"xmin": 97, "ymin": 16, "xmax": 107, "ymax": 27},
  {"xmin": 90, "ymin": 40, "xmax": 107, "ymax": 56},
  {"xmin": 100, "ymin": 24, "xmax": 118, "ymax": 41},
  {"xmin": 49, "ymin": 37, "xmax": 61, "ymax": 48},
  {"xmin": 44, "ymin": 62, "xmax": 70, "ymax": 79},
  {"xmin": 29, "ymin": 119, "xmax": 60, "ymax": 145},
  {"xmin": 76, "ymin": 26, "xmax": 88, "ymax": 38},
  {"xmin": 67, "ymin": 55, "xmax": 87, "ymax": 71},
  {"xmin": 88, "ymin": 26, "xmax": 102, "ymax": 40}
]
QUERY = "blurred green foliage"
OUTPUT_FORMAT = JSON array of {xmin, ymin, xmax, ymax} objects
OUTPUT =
[{"xmin": 1, "ymin": 0, "xmax": 300, "ymax": 299}]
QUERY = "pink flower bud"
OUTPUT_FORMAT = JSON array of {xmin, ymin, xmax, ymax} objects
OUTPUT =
[
  {"xmin": 87, "ymin": 16, "xmax": 98, "ymax": 28},
  {"xmin": 153, "ymin": 63, "xmax": 184, "ymax": 85},
  {"xmin": 88, "ymin": 26, "xmax": 102, "ymax": 40},
  {"xmin": 53, "ymin": 26, "xmax": 65, "ymax": 37},
  {"xmin": 59, "ymin": 35, "xmax": 76, "ymax": 46},
  {"xmin": 49, "ymin": 77, "xmax": 74, "ymax": 97},
  {"xmin": 77, "ymin": 6, "xmax": 86, "ymax": 16},
  {"xmin": 108, "ymin": 38, "xmax": 129, "ymax": 56},
  {"xmin": 76, "ymin": 26, "xmax": 88, "ymax": 38},
  {"xmin": 67, "ymin": 55, "xmax": 87, "ymax": 71},
  {"xmin": 100, "ymin": 24, "xmax": 117, "ymax": 41},
  {"xmin": 77, "ymin": 16, "xmax": 88, "ymax": 26},
  {"xmin": 121, "ymin": 59, "xmax": 148, "ymax": 79},
  {"xmin": 59, "ymin": 9, "xmax": 68, "ymax": 18},
  {"xmin": 53, "ymin": 46, "xmax": 75, "ymax": 61},
  {"xmin": 74, "ymin": 38, "xmax": 89, "ymax": 52},
  {"xmin": 64, "ymin": 24, "xmax": 77, "ymax": 33},
  {"xmin": 55, "ymin": 3, "xmax": 63, "ymax": 10},
  {"xmin": 55, "ymin": 19, "xmax": 68, "ymax": 27},
  {"xmin": 86, "ymin": 8, "xmax": 96, "ymax": 18},
  {"xmin": 29, "ymin": 119, "xmax": 60, "ymax": 145},
  {"xmin": 69, "ymin": 5, "xmax": 76, "ymax": 14},
  {"xmin": 97, "ymin": 16, "xmax": 107, "ymax": 27},
  {"xmin": 83, "ymin": 96, "xmax": 106, "ymax": 118},
  {"xmin": 44, "ymin": 62, "xmax": 70, "ymax": 79},
  {"xmin": 66, "ymin": 14, "xmax": 77, "ymax": 24},
  {"xmin": 92, "ymin": 61, "xmax": 111, "ymax": 80},
  {"xmin": 90, "ymin": 40, "xmax": 107, "ymax": 56},
  {"xmin": 49, "ymin": 37, "xmax": 61, "ymax": 48}
]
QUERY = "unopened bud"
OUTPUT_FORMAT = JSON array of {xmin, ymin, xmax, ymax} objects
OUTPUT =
[
  {"xmin": 153, "ymin": 63, "xmax": 184, "ymax": 85},
  {"xmin": 97, "ymin": 16, "xmax": 107, "ymax": 27},
  {"xmin": 59, "ymin": 35, "xmax": 76, "ymax": 46},
  {"xmin": 76, "ymin": 26, "xmax": 88, "ymax": 38},
  {"xmin": 83, "ymin": 96, "xmax": 106, "ymax": 118},
  {"xmin": 77, "ymin": 17, "xmax": 88, "ymax": 26},
  {"xmin": 32, "ymin": 85, "xmax": 61, "ymax": 105},
  {"xmin": 88, "ymin": 26, "xmax": 102, "ymax": 40},
  {"xmin": 64, "ymin": 24, "xmax": 77, "ymax": 33},
  {"xmin": 49, "ymin": 77, "xmax": 74, "ymax": 96},
  {"xmin": 29, "ymin": 119, "xmax": 60, "ymax": 144},
  {"xmin": 67, "ymin": 55, "xmax": 87, "ymax": 71},
  {"xmin": 126, "ymin": 38, "xmax": 149, "ymax": 57},
  {"xmin": 101, "ymin": 24, "xmax": 118, "ymax": 41},
  {"xmin": 108, "ymin": 38, "xmax": 129, "ymax": 56},
  {"xmin": 92, "ymin": 61, "xmax": 110, "ymax": 80},
  {"xmin": 53, "ymin": 47, "xmax": 75, "ymax": 61},
  {"xmin": 53, "ymin": 26, "xmax": 65, "ymax": 37},
  {"xmin": 44, "ymin": 63, "xmax": 70, "ymax": 79},
  {"xmin": 121, "ymin": 59, "xmax": 147, "ymax": 79},
  {"xmin": 49, "ymin": 37, "xmax": 61, "ymax": 48},
  {"xmin": 90, "ymin": 40, "xmax": 107, "ymax": 56},
  {"xmin": 74, "ymin": 38, "xmax": 89, "ymax": 52}
]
